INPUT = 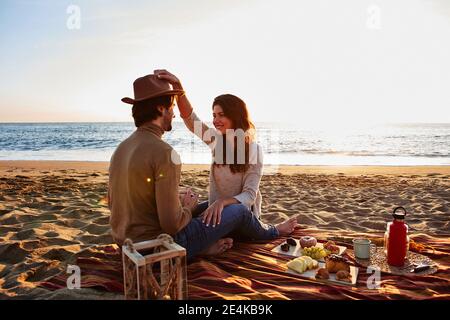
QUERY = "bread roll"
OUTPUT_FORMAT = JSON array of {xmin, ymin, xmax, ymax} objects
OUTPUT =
[{"xmin": 325, "ymin": 254, "xmax": 350, "ymax": 273}]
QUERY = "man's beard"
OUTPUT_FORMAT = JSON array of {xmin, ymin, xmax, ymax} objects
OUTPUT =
[{"xmin": 163, "ymin": 114, "xmax": 173, "ymax": 131}]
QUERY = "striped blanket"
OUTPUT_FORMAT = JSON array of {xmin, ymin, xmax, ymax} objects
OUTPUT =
[{"xmin": 40, "ymin": 228, "xmax": 450, "ymax": 299}]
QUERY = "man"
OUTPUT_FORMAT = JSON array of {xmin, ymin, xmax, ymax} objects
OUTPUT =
[
  {"xmin": 108, "ymin": 74, "xmax": 193, "ymax": 241},
  {"xmin": 109, "ymin": 73, "xmax": 294, "ymax": 261}
]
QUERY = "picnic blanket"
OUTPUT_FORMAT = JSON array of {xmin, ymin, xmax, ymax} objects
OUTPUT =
[{"xmin": 40, "ymin": 227, "xmax": 450, "ymax": 299}]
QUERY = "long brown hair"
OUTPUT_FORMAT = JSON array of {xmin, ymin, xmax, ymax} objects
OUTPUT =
[{"xmin": 212, "ymin": 94, "xmax": 256, "ymax": 174}]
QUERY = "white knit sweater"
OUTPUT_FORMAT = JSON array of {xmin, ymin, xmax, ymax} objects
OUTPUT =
[{"xmin": 182, "ymin": 111, "xmax": 263, "ymax": 218}]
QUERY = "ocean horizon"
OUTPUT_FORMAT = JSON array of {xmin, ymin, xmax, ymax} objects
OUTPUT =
[{"xmin": 1, "ymin": 122, "xmax": 449, "ymax": 166}]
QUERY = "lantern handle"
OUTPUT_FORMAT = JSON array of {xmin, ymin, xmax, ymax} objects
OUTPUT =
[
  {"xmin": 157, "ymin": 233, "xmax": 174, "ymax": 244},
  {"xmin": 123, "ymin": 238, "xmax": 135, "ymax": 253},
  {"xmin": 393, "ymin": 206, "xmax": 407, "ymax": 219}
]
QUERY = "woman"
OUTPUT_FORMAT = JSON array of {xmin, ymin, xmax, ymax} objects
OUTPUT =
[{"xmin": 155, "ymin": 70, "xmax": 296, "ymax": 251}]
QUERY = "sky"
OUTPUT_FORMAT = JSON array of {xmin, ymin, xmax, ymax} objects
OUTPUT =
[{"xmin": 0, "ymin": 0, "xmax": 450, "ymax": 127}]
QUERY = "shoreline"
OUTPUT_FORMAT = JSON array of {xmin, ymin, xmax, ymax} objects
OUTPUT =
[{"xmin": 1, "ymin": 160, "xmax": 450, "ymax": 176}]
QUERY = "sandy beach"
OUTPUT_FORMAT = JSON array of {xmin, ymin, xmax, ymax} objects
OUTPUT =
[{"xmin": 0, "ymin": 160, "xmax": 449, "ymax": 299}]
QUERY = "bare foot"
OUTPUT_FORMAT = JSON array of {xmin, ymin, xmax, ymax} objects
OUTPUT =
[
  {"xmin": 200, "ymin": 238, "xmax": 233, "ymax": 256},
  {"xmin": 276, "ymin": 216, "xmax": 298, "ymax": 236}
]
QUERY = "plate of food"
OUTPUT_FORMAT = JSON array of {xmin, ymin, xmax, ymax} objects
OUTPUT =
[
  {"xmin": 285, "ymin": 254, "xmax": 359, "ymax": 286},
  {"xmin": 272, "ymin": 236, "xmax": 346, "ymax": 261}
]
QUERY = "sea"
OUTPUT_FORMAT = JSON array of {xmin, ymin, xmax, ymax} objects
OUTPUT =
[{"xmin": 0, "ymin": 122, "xmax": 449, "ymax": 165}]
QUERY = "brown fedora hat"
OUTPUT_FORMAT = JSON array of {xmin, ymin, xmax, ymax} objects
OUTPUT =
[{"xmin": 121, "ymin": 74, "xmax": 184, "ymax": 104}]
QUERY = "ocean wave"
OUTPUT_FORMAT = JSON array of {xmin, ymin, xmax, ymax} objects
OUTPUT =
[
  {"xmin": 264, "ymin": 149, "xmax": 450, "ymax": 158},
  {"xmin": 1, "ymin": 122, "xmax": 449, "ymax": 164}
]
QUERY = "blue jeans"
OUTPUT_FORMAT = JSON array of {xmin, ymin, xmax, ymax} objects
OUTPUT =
[{"xmin": 174, "ymin": 201, "xmax": 279, "ymax": 261}]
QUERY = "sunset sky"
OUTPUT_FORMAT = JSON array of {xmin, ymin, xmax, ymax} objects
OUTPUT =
[{"xmin": 1, "ymin": 0, "xmax": 450, "ymax": 127}]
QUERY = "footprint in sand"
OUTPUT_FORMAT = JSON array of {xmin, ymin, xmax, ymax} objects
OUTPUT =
[
  {"xmin": 426, "ymin": 173, "xmax": 441, "ymax": 177},
  {"xmin": 47, "ymin": 205, "xmax": 66, "ymax": 211},
  {"xmin": 352, "ymin": 208, "xmax": 372, "ymax": 216},
  {"xmin": 0, "ymin": 209, "xmax": 11, "ymax": 216},
  {"xmin": 55, "ymin": 219, "xmax": 87, "ymax": 229},
  {"xmin": 323, "ymin": 206, "xmax": 340, "ymax": 213},
  {"xmin": 37, "ymin": 213, "xmax": 58, "ymax": 221},
  {"xmin": 359, "ymin": 220, "xmax": 386, "ymax": 231},
  {"xmin": 13, "ymin": 229, "xmax": 37, "ymax": 240},
  {"xmin": 25, "ymin": 262, "xmax": 62, "ymax": 283},
  {"xmin": 300, "ymin": 214, "xmax": 323, "ymax": 226},
  {"xmin": 0, "ymin": 226, "xmax": 21, "ymax": 235},
  {"xmin": 62, "ymin": 210, "xmax": 83, "ymax": 219},
  {"xmin": 41, "ymin": 247, "xmax": 75, "ymax": 261},
  {"xmin": 0, "ymin": 242, "xmax": 31, "ymax": 264},
  {"xmin": 43, "ymin": 231, "xmax": 59, "ymax": 238},
  {"xmin": 82, "ymin": 223, "xmax": 108, "ymax": 235},
  {"xmin": 26, "ymin": 202, "xmax": 45, "ymax": 209},
  {"xmin": 21, "ymin": 240, "xmax": 42, "ymax": 250},
  {"xmin": 432, "ymin": 205, "xmax": 449, "ymax": 213},
  {"xmin": 92, "ymin": 216, "xmax": 110, "ymax": 225},
  {"xmin": 78, "ymin": 232, "xmax": 112, "ymax": 245},
  {"xmin": 0, "ymin": 215, "xmax": 20, "ymax": 225},
  {"xmin": 320, "ymin": 221, "xmax": 348, "ymax": 231},
  {"xmin": 15, "ymin": 175, "xmax": 31, "ymax": 180},
  {"xmin": 44, "ymin": 238, "xmax": 79, "ymax": 247}
]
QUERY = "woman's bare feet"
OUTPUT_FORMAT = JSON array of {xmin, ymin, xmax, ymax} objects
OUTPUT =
[
  {"xmin": 200, "ymin": 238, "xmax": 234, "ymax": 256},
  {"xmin": 276, "ymin": 216, "xmax": 298, "ymax": 236}
]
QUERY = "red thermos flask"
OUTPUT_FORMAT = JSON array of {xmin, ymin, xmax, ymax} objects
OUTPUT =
[{"xmin": 385, "ymin": 207, "xmax": 409, "ymax": 267}]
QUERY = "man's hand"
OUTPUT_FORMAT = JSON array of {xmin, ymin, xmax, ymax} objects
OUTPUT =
[
  {"xmin": 154, "ymin": 69, "xmax": 183, "ymax": 90},
  {"xmin": 179, "ymin": 187, "xmax": 189, "ymax": 203},
  {"xmin": 180, "ymin": 188, "xmax": 198, "ymax": 212}
]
